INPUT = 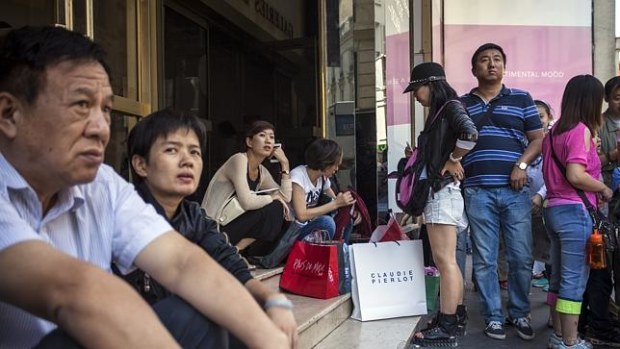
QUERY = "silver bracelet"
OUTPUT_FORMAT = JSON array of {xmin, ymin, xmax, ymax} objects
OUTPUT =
[
  {"xmin": 449, "ymin": 152, "xmax": 462, "ymax": 163},
  {"xmin": 264, "ymin": 297, "xmax": 294, "ymax": 311}
]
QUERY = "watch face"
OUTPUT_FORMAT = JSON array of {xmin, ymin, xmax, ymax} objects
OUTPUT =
[{"xmin": 518, "ymin": 162, "xmax": 527, "ymax": 170}]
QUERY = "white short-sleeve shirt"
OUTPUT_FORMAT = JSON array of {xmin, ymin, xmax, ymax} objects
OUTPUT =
[
  {"xmin": 289, "ymin": 165, "xmax": 331, "ymax": 222},
  {"xmin": 0, "ymin": 153, "xmax": 172, "ymax": 348}
]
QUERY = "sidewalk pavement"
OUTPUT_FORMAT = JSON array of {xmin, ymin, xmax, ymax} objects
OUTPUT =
[{"xmin": 453, "ymin": 256, "xmax": 612, "ymax": 349}]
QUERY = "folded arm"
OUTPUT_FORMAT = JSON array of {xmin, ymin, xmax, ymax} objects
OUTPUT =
[
  {"xmin": 135, "ymin": 231, "xmax": 289, "ymax": 349},
  {"xmin": 0, "ymin": 241, "xmax": 179, "ymax": 349}
]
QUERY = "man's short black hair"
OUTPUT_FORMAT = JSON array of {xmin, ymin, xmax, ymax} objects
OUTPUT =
[
  {"xmin": 604, "ymin": 76, "xmax": 620, "ymax": 100},
  {"xmin": 471, "ymin": 43, "xmax": 506, "ymax": 68},
  {"xmin": 128, "ymin": 109, "xmax": 207, "ymax": 183},
  {"xmin": 304, "ymin": 138, "xmax": 342, "ymax": 171},
  {"xmin": 0, "ymin": 25, "xmax": 110, "ymax": 104}
]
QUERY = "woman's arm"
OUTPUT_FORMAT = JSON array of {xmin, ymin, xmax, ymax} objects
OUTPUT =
[
  {"xmin": 565, "ymin": 127, "xmax": 612, "ymax": 201},
  {"xmin": 290, "ymin": 184, "xmax": 354, "ymax": 222},
  {"xmin": 226, "ymin": 155, "xmax": 273, "ymax": 210},
  {"xmin": 260, "ymin": 165, "xmax": 292, "ymax": 203}
]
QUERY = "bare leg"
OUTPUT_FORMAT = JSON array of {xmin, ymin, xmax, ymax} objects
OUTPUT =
[
  {"xmin": 550, "ymin": 306, "xmax": 562, "ymax": 336},
  {"xmin": 559, "ymin": 313, "xmax": 580, "ymax": 345},
  {"xmin": 427, "ymin": 223, "xmax": 462, "ymax": 314}
]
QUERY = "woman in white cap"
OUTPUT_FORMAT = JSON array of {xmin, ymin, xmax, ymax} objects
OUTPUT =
[{"xmin": 403, "ymin": 62, "xmax": 478, "ymax": 347}]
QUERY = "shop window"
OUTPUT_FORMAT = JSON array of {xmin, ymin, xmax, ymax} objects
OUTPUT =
[
  {"xmin": 0, "ymin": 0, "xmax": 56, "ymax": 28},
  {"xmin": 163, "ymin": 8, "xmax": 208, "ymax": 119}
]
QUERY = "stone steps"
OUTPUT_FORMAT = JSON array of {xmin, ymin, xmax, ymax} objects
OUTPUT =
[
  {"xmin": 253, "ymin": 267, "xmax": 421, "ymax": 349},
  {"xmin": 255, "ymin": 267, "xmax": 352, "ymax": 348}
]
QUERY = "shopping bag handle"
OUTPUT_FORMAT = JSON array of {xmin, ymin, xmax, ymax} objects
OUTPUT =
[{"xmin": 370, "ymin": 241, "xmax": 401, "ymax": 247}]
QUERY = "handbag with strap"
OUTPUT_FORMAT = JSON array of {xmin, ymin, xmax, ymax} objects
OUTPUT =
[
  {"xmin": 217, "ymin": 195, "xmax": 245, "ymax": 226},
  {"xmin": 547, "ymin": 130, "xmax": 619, "ymax": 254}
]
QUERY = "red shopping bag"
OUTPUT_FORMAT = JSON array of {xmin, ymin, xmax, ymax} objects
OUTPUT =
[
  {"xmin": 279, "ymin": 241, "xmax": 343, "ymax": 299},
  {"xmin": 370, "ymin": 215, "xmax": 409, "ymax": 242}
]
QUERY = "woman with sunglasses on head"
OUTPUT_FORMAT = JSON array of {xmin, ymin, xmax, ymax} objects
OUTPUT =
[{"xmin": 403, "ymin": 62, "xmax": 478, "ymax": 347}]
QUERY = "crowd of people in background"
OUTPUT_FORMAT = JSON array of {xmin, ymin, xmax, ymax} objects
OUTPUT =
[
  {"xmin": 404, "ymin": 42, "xmax": 620, "ymax": 349},
  {"xmin": 1, "ymin": 23, "xmax": 620, "ymax": 349}
]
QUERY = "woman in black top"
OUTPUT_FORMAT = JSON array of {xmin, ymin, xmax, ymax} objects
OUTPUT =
[{"xmin": 403, "ymin": 62, "xmax": 478, "ymax": 347}]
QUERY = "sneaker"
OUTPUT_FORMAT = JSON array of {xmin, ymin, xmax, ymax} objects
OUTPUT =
[
  {"xmin": 584, "ymin": 327, "xmax": 620, "ymax": 347},
  {"xmin": 484, "ymin": 321, "xmax": 506, "ymax": 340},
  {"xmin": 548, "ymin": 333, "xmax": 562, "ymax": 349},
  {"xmin": 510, "ymin": 317, "xmax": 535, "ymax": 340},
  {"xmin": 557, "ymin": 338, "xmax": 593, "ymax": 348},
  {"xmin": 532, "ymin": 278, "xmax": 549, "ymax": 288}
]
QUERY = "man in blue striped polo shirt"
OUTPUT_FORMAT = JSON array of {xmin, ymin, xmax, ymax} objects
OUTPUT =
[{"xmin": 460, "ymin": 43, "xmax": 544, "ymax": 342}]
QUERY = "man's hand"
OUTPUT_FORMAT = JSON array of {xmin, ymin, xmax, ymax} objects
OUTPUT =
[
  {"xmin": 510, "ymin": 166, "xmax": 528, "ymax": 191},
  {"xmin": 265, "ymin": 306, "xmax": 298, "ymax": 349}
]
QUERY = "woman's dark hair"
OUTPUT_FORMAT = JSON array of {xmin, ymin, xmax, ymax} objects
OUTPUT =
[
  {"xmin": 305, "ymin": 138, "xmax": 343, "ymax": 171},
  {"xmin": 534, "ymin": 100, "xmax": 552, "ymax": 117},
  {"xmin": 128, "ymin": 109, "xmax": 207, "ymax": 183},
  {"xmin": 553, "ymin": 75, "xmax": 604, "ymax": 136},
  {"xmin": 604, "ymin": 76, "xmax": 620, "ymax": 100},
  {"xmin": 245, "ymin": 120, "xmax": 275, "ymax": 150},
  {"xmin": 425, "ymin": 79, "xmax": 458, "ymax": 128}
]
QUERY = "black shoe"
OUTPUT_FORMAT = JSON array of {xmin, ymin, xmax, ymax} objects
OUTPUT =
[
  {"xmin": 585, "ymin": 327, "xmax": 620, "ymax": 347},
  {"xmin": 456, "ymin": 305, "xmax": 468, "ymax": 336},
  {"xmin": 412, "ymin": 313, "xmax": 458, "ymax": 347},
  {"xmin": 484, "ymin": 321, "xmax": 506, "ymax": 340},
  {"xmin": 412, "ymin": 325, "xmax": 457, "ymax": 347},
  {"xmin": 509, "ymin": 317, "xmax": 535, "ymax": 341}
]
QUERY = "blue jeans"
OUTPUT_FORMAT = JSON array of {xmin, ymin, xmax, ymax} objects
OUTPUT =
[
  {"xmin": 543, "ymin": 204, "xmax": 591, "ymax": 310},
  {"xmin": 464, "ymin": 186, "xmax": 533, "ymax": 323},
  {"xmin": 456, "ymin": 226, "xmax": 468, "ymax": 280},
  {"xmin": 296, "ymin": 215, "xmax": 336, "ymax": 241}
]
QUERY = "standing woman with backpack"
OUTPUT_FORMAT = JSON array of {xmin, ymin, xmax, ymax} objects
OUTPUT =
[{"xmin": 403, "ymin": 62, "xmax": 478, "ymax": 347}]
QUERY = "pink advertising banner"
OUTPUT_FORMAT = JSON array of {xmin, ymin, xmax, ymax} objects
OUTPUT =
[
  {"xmin": 444, "ymin": 24, "xmax": 592, "ymax": 115},
  {"xmin": 386, "ymin": 32, "xmax": 412, "ymax": 126}
]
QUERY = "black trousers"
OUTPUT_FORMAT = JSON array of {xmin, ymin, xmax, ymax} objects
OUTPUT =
[
  {"xmin": 224, "ymin": 200, "xmax": 285, "ymax": 256},
  {"xmin": 34, "ymin": 295, "xmax": 228, "ymax": 349},
  {"xmin": 579, "ymin": 267, "xmax": 614, "ymax": 332}
]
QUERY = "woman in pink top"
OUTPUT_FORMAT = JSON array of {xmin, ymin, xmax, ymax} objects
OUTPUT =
[{"xmin": 542, "ymin": 75, "xmax": 613, "ymax": 349}]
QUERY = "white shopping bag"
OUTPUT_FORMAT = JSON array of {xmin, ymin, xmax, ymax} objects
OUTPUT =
[{"xmin": 350, "ymin": 240, "xmax": 427, "ymax": 321}]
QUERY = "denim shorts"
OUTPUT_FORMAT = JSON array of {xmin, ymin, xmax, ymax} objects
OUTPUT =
[{"xmin": 424, "ymin": 186, "xmax": 464, "ymax": 225}]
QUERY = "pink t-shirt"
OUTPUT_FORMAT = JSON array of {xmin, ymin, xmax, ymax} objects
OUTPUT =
[{"xmin": 542, "ymin": 122, "xmax": 601, "ymax": 208}]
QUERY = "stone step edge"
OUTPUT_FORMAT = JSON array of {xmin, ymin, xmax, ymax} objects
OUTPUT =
[
  {"xmin": 297, "ymin": 293, "xmax": 352, "ymax": 333},
  {"xmin": 251, "ymin": 266, "xmax": 284, "ymax": 281}
]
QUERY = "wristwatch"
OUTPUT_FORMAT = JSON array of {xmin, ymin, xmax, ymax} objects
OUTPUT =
[{"xmin": 515, "ymin": 161, "xmax": 528, "ymax": 170}]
